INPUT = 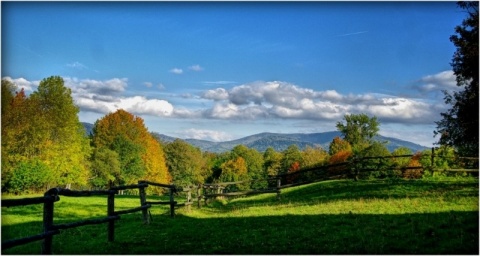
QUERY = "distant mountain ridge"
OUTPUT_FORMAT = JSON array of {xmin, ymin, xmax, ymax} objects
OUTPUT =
[
  {"xmin": 151, "ymin": 131, "xmax": 429, "ymax": 153},
  {"xmin": 81, "ymin": 122, "xmax": 428, "ymax": 153}
]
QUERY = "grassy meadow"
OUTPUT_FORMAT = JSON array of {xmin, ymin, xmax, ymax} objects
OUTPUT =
[{"xmin": 2, "ymin": 176, "xmax": 479, "ymax": 254}]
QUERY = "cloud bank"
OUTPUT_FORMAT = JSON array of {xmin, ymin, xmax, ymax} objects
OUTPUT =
[{"xmin": 3, "ymin": 70, "xmax": 453, "ymax": 126}]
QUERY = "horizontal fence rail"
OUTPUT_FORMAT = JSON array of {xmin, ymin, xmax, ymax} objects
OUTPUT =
[{"xmin": 1, "ymin": 180, "xmax": 193, "ymax": 254}]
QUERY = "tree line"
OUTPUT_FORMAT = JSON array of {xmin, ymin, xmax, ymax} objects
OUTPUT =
[
  {"xmin": 1, "ymin": 76, "xmax": 463, "ymax": 195},
  {"xmin": 1, "ymin": 77, "xmax": 169, "ymax": 194}
]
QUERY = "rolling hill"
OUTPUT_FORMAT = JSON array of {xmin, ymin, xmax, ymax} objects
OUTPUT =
[{"xmin": 81, "ymin": 122, "xmax": 428, "ymax": 153}]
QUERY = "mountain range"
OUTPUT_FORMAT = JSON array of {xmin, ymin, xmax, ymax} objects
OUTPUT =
[
  {"xmin": 82, "ymin": 122, "xmax": 428, "ymax": 153},
  {"xmin": 152, "ymin": 131, "xmax": 429, "ymax": 153}
]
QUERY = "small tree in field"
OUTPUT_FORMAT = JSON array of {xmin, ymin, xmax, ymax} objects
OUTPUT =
[{"xmin": 336, "ymin": 113, "xmax": 379, "ymax": 154}]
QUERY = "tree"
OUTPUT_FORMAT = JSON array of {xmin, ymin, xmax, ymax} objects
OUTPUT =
[
  {"xmin": 92, "ymin": 109, "xmax": 170, "ymax": 186},
  {"xmin": 263, "ymin": 147, "xmax": 283, "ymax": 176},
  {"xmin": 164, "ymin": 139, "xmax": 206, "ymax": 185},
  {"xmin": 328, "ymin": 150, "xmax": 352, "ymax": 175},
  {"xmin": 1, "ymin": 78, "xmax": 16, "ymax": 116},
  {"xmin": 328, "ymin": 136, "xmax": 352, "ymax": 156},
  {"xmin": 391, "ymin": 147, "xmax": 413, "ymax": 176},
  {"xmin": 302, "ymin": 146, "xmax": 329, "ymax": 168},
  {"xmin": 356, "ymin": 141, "xmax": 391, "ymax": 179},
  {"xmin": 2, "ymin": 76, "xmax": 91, "ymax": 191},
  {"xmin": 30, "ymin": 76, "xmax": 91, "ymax": 188},
  {"xmin": 231, "ymin": 145, "xmax": 266, "ymax": 189},
  {"xmin": 336, "ymin": 113, "xmax": 379, "ymax": 154},
  {"xmin": 435, "ymin": 2, "xmax": 479, "ymax": 156},
  {"xmin": 90, "ymin": 147, "xmax": 121, "ymax": 188},
  {"xmin": 218, "ymin": 157, "xmax": 249, "ymax": 191},
  {"xmin": 286, "ymin": 161, "xmax": 301, "ymax": 184},
  {"xmin": 281, "ymin": 145, "xmax": 303, "ymax": 174},
  {"xmin": 7, "ymin": 159, "xmax": 53, "ymax": 194}
]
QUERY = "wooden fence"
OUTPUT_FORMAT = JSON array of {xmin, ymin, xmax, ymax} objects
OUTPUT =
[
  {"xmin": 2, "ymin": 150, "xmax": 478, "ymax": 253},
  {"xmin": 200, "ymin": 152, "xmax": 479, "ymax": 201},
  {"xmin": 1, "ymin": 181, "xmax": 190, "ymax": 254}
]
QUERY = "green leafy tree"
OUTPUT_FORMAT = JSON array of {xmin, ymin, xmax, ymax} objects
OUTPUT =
[
  {"xmin": 30, "ymin": 76, "xmax": 91, "ymax": 188},
  {"xmin": 90, "ymin": 147, "xmax": 121, "ymax": 188},
  {"xmin": 336, "ymin": 113, "xmax": 379, "ymax": 154},
  {"xmin": 391, "ymin": 147, "xmax": 413, "ymax": 170},
  {"xmin": 435, "ymin": 2, "xmax": 478, "ymax": 156},
  {"xmin": 2, "ymin": 76, "xmax": 91, "ymax": 191},
  {"xmin": 355, "ymin": 141, "xmax": 391, "ymax": 179},
  {"xmin": 218, "ymin": 157, "xmax": 249, "ymax": 191},
  {"xmin": 263, "ymin": 147, "xmax": 283, "ymax": 176},
  {"xmin": 231, "ymin": 145, "xmax": 266, "ymax": 189},
  {"xmin": 302, "ymin": 146, "xmax": 329, "ymax": 168},
  {"xmin": 419, "ymin": 146, "xmax": 458, "ymax": 170},
  {"xmin": 7, "ymin": 159, "xmax": 53, "ymax": 194},
  {"xmin": 1, "ymin": 78, "xmax": 16, "ymax": 116},
  {"xmin": 111, "ymin": 135, "xmax": 145, "ymax": 185},
  {"xmin": 281, "ymin": 145, "xmax": 303, "ymax": 175},
  {"xmin": 164, "ymin": 139, "xmax": 207, "ymax": 185}
]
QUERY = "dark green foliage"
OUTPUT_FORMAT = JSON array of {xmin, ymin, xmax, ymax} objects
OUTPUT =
[
  {"xmin": 6, "ymin": 159, "xmax": 52, "ymax": 194},
  {"xmin": 111, "ymin": 136, "xmax": 145, "ymax": 185},
  {"xmin": 163, "ymin": 139, "xmax": 207, "ymax": 186},
  {"xmin": 90, "ymin": 147, "xmax": 121, "ymax": 188},
  {"xmin": 336, "ymin": 113, "xmax": 380, "ymax": 154},
  {"xmin": 435, "ymin": 2, "xmax": 479, "ymax": 156},
  {"xmin": 281, "ymin": 145, "xmax": 303, "ymax": 174},
  {"xmin": 231, "ymin": 145, "xmax": 266, "ymax": 189},
  {"xmin": 355, "ymin": 142, "xmax": 392, "ymax": 179}
]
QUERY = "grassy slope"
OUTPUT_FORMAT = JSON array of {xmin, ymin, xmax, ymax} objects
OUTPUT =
[{"xmin": 2, "ymin": 177, "xmax": 479, "ymax": 254}]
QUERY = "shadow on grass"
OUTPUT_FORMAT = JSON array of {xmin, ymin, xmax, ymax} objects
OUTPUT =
[
  {"xmin": 2, "ymin": 179, "xmax": 478, "ymax": 254},
  {"xmin": 2, "ymin": 211, "xmax": 478, "ymax": 254}
]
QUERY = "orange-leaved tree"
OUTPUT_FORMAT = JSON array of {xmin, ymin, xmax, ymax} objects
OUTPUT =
[
  {"xmin": 403, "ymin": 152, "xmax": 423, "ymax": 179},
  {"xmin": 286, "ymin": 161, "xmax": 301, "ymax": 184},
  {"xmin": 91, "ymin": 109, "xmax": 170, "ymax": 188}
]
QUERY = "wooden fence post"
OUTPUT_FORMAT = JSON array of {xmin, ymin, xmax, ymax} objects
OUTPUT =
[
  {"xmin": 42, "ymin": 192, "xmax": 55, "ymax": 254},
  {"xmin": 197, "ymin": 184, "xmax": 202, "ymax": 208},
  {"xmin": 107, "ymin": 191, "xmax": 115, "ymax": 242},
  {"xmin": 276, "ymin": 178, "xmax": 281, "ymax": 200},
  {"xmin": 431, "ymin": 147, "xmax": 435, "ymax": 167},
  {"xmin": 138, "ymin": 182, "xmax": 149, "ymax": 224},
  {"xmin": 169, "ymin": 187, "xmax": 175, "ymax": 218},
  {"xmin": 186, "ymin": 188, "xmax": 192, "ymax": 212}
]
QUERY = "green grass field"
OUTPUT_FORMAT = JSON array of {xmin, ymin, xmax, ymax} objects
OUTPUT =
[{"xmin": 2, "ymin": 177, "xmax": 479, "ymax": 254}]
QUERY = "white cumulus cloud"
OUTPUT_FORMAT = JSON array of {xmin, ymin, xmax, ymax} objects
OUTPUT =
[
  {"xmin": 1, "ymin": 76, "xmax": 40, "ymax": 92},
  {"xmin": 189, "ymin": 65, "xmax": 204, "ymax": 71},
  {"xmin": 195, "ymin": 80, "xmax": 443, "ymax": 124},
  {"xmin": 416, "ymin": 70, "xmax": 458, "ymax": 92},
  {"xmin": 169, "ymin": 68, "xmax": 183, "ymax": 74},
  {"xmin": 176, "ymin": 128, "xmax": 234, "ymax": 142}
]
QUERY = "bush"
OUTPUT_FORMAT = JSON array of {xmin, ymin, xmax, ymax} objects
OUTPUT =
[
  {"xmin": 403, "ymin": 153, "xmax": 423, "ymax": 179},
  {"xmin": 7, "ymin": 159, "xmax": 53, "ymax": 194}
]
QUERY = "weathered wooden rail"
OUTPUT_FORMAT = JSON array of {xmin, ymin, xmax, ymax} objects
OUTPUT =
[
  {"xmin": 201, "ymin": 152, "xmax": 478, "ymax": 200},
  {"xmin": 1, "ymin": 180, "xmax": 193, "ymax": 254}
]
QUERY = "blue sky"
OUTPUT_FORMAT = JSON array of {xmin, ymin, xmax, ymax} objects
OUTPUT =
[{"xmin": 1, "ymin": 1, "xmax": 466, "ymax": 147}]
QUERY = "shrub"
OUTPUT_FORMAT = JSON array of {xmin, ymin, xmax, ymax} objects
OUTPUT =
[
  {"xmin": 7, "ymin": 159, "xmax": 53, "ymax": 194},
  {"xmin": 403, "ymin": 153, "xmax": 423, "ymax": 179}
]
